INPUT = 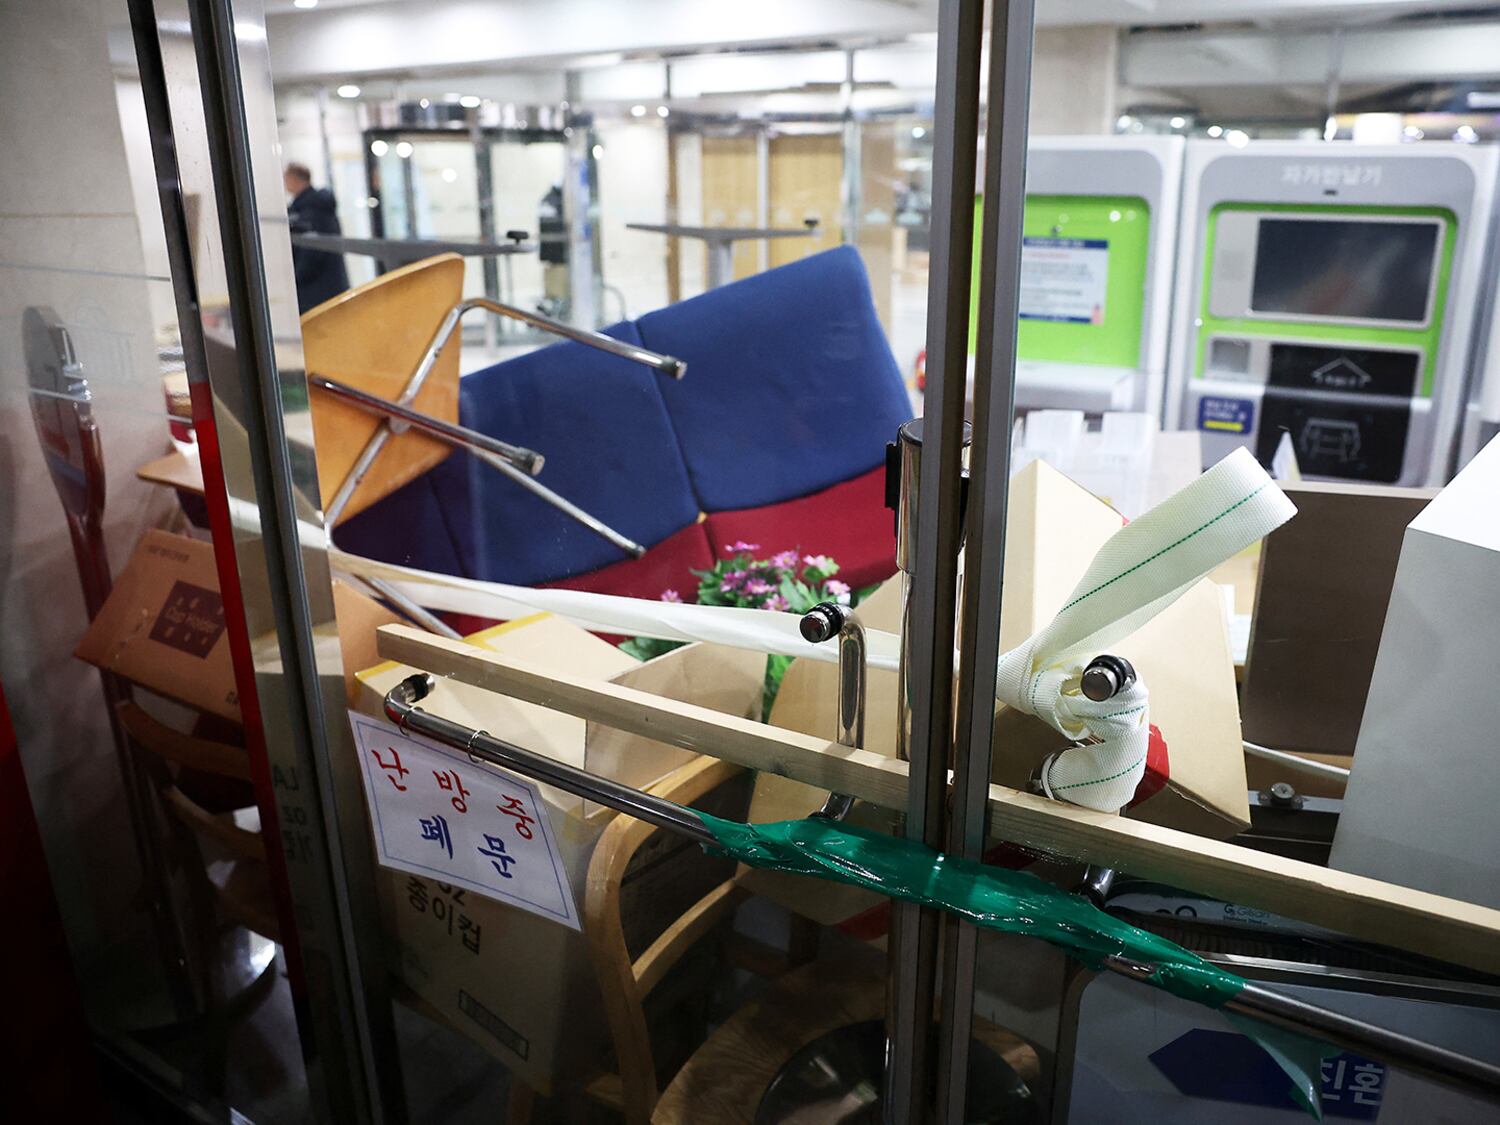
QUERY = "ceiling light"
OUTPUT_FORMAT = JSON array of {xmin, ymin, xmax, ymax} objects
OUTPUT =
[
  {"xmin": 1169, "ymin": 115, "xmax": 1186, "ymax": 129},
  {"xmin": 1454, "ymin": 124, "xmax": 1479, "ymax": 144},
  {"xmin": 1225, "ymin": 129, "xmax": 1250, "ymax": 148},
  {"xmin": 912, "ymin": 126, "xmax": 926, "ymax": 138},
  {"xmin": 419, "ymin": 98, "xmax": 430, "ymax": 109},
  {"xmin": 441, "ymin": 167, "xmax": 458, "ymax": 183},
  {"xmin": 657, "ymin": 105, "xmax": 669, "ymax": 118},
  {"xmin": 336, "ymin": 83, "xmax": 360, "ymax": 99},
  {"xmin": 1115, "ymin": 114, "xmax": 1133, "ymax": 131},
  {"xmin": 1206, "ymin": 125, "xmax": 1223, "ymax": 138},
  {"xmin": 592, "ymin": 144, "xmax": 604, "ymax": 158},
  {"xmin": 459, "ymin": 94, "xmax": 482, "ymax": 109},
  {"xmin": 630, "ymin": 104, "xmax": 647, "ymax": 118},
  {"xmin": 370, "ymin": 139, "xmax": 388, "ymax": 156},
  {"xmin": 293, "ymin": 0, "xmax": 318, "ymax": 8},
  {"xmin": 396, "ymin": 141, "xmax": 414, "ymax": 158},
  {"xmin": 1403, "ymin": 125, "xmax": 1424, "ymax": 141}
]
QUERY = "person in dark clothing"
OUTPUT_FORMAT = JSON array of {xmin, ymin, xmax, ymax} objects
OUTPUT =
[{"xmin": 284, "ymin": 162, "xmax": 350, "ymax": 313}]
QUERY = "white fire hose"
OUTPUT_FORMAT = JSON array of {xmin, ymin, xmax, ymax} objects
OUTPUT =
[
  {"xmin": 995, "ymin": 447, "xmax": 1295, "ymax": 811},
  {"xmin": 330, "ymin": 447, "xmax": 1293, "ymax": 813}
]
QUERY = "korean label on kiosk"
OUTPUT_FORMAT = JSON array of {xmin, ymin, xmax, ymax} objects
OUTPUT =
[
  {"xmin": 350, "ymin": 712, "xmax": 581, "ymax": 931},
  {"xmin": 1019, "ymin": 236, "xmax": 1109, "ymax": 325}
]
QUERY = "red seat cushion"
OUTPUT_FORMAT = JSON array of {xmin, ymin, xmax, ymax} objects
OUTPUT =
[
  {"xmin": 702, "ymin": 467, "xmax": 897, "ymax": 591},
  {"xmin": 541, "ymin": 520, "xmax": 715, "ymax": 602}
]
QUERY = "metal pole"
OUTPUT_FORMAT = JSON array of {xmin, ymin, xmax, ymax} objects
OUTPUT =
[
  {"xmin": 380, "ymin": 678, "xmax": 1500, "ymax": 1107},
  {"xmin": 885, "ymin": 1, "xmax": 986, "ymax": 1119},
  {"xmin": 1104, "ymin": 956, "xmax": 1500, "ymax": 1102},
  {"xmin": 385, "ymin": 675, "xmax": 717, "ymax": 846},
  {"xmin": 307, "ymin": 373, "xmax": 543, "ymax": 474},
  {"xmin": 936, "ymin": 0, "xmax": 1035, "ymax": 1120}
]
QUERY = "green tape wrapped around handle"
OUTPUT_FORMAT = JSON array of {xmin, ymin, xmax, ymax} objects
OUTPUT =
[
  {"xmin": 700, "ymin": 813, "xmax": 1243, "ymax": 1008},
  {"xmin": 700, "ymin": 813, "xmax": 1330, "ymax": 1117}
]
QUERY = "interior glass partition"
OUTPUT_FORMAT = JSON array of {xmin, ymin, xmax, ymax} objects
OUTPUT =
[
  {"xmin": 0, "ymin": 0, "xmax": 320, "ymax": 1118},
  {"xmin": 17, "ymin": 1, "xmax": 1500, "ymax": 1123}
]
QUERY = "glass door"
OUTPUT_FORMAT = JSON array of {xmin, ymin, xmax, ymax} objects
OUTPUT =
[{"xmin": 0, "ymin": 0, "xmax": 325, "ymax": 1119}]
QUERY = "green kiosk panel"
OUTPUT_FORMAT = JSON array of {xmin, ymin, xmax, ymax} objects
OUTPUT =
[
  {"xmin": 975, "ymin": 136, "xmax": 1183, "ymax": 417},
  {"xmin": 1169, "ymin": 141, "xmax": 1496, "ymax": 486}
]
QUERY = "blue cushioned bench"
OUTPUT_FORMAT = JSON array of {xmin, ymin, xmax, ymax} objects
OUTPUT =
[{"xmin": 334, "ymin": 248, "xmax": 911, "ymax": 600}]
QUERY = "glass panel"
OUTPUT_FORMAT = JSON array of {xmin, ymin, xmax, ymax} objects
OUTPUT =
[
  {"xmin": 0, "ymin": 0, "xmax": 314, "ymax": 1119},
  {"xmin": 253, "ymin": 3, "xmax": 987, "ymax": 1120}
]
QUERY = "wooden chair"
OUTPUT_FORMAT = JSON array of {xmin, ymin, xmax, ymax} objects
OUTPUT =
[
  {"xmin": 581, "ymin": 755, "xmax": 752, "ymax": 1124},
  {"xmin": 117, "ymin": 702, "xmax": 280, "ymax": 947},
  {"xmin": 571, "ymin": 753, "xmax": 1040, "ymax": 1125}
]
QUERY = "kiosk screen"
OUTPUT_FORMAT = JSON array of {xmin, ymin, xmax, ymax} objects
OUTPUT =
[{"xmin": 1251, "ymin": 218, "xmax": 1437, "ymax": 324}]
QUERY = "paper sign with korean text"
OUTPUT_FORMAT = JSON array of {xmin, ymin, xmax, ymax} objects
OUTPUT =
[{"xmin": 349, "ymin": 712, "xmax": 580, "ymax": 931}]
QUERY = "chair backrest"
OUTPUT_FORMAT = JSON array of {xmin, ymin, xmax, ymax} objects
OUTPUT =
[
  {"xmin": 583, "ymin": 756, "xmax": 747, "ymax": 1125},
  {"xmin": 637, "ymin": 246, "xmax": 911, "ymax": 513},
  {"xmin": 303, "ymin": 254, "xmax": 465, "ymax": 524}
]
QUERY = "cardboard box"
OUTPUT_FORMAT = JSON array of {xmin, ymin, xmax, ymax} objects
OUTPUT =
[
  {"xmin": 352, "ymin": 615, "xmax": 765, "ymax": 1091},
  {"xmin": 76, "ymin": 529, "xmax": 240, "ymax": 720},
  {"xmin": 763, "ymin": 461, "xmax": 1249, "ymax": 869},
  {"xmin": 76, "ymin": 529, "xmax": 405, "ymax": 717},
  {"xmin": 1242, "ymin": 481, "xmax": 1434, "ymax": 758}
]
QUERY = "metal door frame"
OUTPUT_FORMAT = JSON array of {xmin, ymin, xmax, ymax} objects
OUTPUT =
[{"xmin": 128, "ymin": 1, "xmax": 406, "ymax": 1121}]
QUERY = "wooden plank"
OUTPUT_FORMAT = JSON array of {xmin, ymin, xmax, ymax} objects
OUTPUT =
[
  {"xmin": 376, "ymin": 625, "xmax": 1500, "ymax": 976},
  {"xmin": 136, "ymin": 449, "xmax": 205, "ymax": 495}
]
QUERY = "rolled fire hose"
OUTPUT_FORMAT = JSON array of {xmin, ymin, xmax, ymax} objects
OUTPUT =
[
  {"xmin": 996, "ymin": 447, "xmax": 1295, "ymax": 811},
  {"xmin": 334, "ymin": 447, "xmax": 1294, "ymax": 813}
]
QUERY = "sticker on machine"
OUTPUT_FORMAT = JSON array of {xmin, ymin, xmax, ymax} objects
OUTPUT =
[
  {"xmin": 1197, "ymin": 396, "xmax": 1256, "ymax": 436},
  {"xmin": 1018, "ymin": 237, "xmax": 1108, "ymax": 324},
  {"xmin": 349, "ymin": 711, "xmax": 580, "ymax": 930}
]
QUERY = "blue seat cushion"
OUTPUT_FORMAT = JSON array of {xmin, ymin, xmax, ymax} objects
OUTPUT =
[
  {"xmin": 636, "ymin": 246, "xmax": 911, "ymax": 513},
  {"xmin": 333, "ymin": 468, "xmax": 468, "ymax": 577},
  {"xmin": 442, "ymin": 320, "xmax": 701, "ymax": 585}
]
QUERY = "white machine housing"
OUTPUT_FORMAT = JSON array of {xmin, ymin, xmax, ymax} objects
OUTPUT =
[
  {"xmin": 1011, "ymin": 135, "xmax": 1184, "ymax": 418},
  {"xmin": 1166, "ymin": 141, "xmax": 1497, "ymax": 487}
]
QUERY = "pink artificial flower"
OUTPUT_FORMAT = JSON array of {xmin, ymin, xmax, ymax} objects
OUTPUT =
[
  {"xmin": 744, "ymin": 579, "xmax": 774, "ymax": 596},
  {"xmin": 727, "ymin": 541, "xmax": 760, "ymax": 554},
  {"xmin": 826, "ymin": 579, "xmax": 850, "ymax": 597},
  {"xmin": 770, "ymin": 549, "xmax": 799, "ymax": 570},
  {"xmin": 719, "ymin": 570, "xmax": 747, "ymax": 593},
  {"xmin": 803, "ymin": 554, "xmax": 835, "ymax": 571},
  {"xmin": 660, "ymin": 589, "xmax": 682, "ymax": 603},
  {"xmin": 761, "ymin": 593, "xmax": 789, "ymax": 612}
]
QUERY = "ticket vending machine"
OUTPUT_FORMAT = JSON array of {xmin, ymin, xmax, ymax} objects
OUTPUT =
[
  {"xmin": 1167, "ymin": 141, "xmax": 1497, "ymax": 486},
  {"xmin": 1002, "ymin": 135, "xmax": 1184, "ymax": 417}
]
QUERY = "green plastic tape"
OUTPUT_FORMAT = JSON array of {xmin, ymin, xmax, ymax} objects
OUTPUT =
[
  {"xmin": 701, "ymin": 814, "xmax": 1242, "ymax": 1007},
  {"xmin": 700, "ymin": 814, "xmax": 1330, "ymax": 1116}
]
